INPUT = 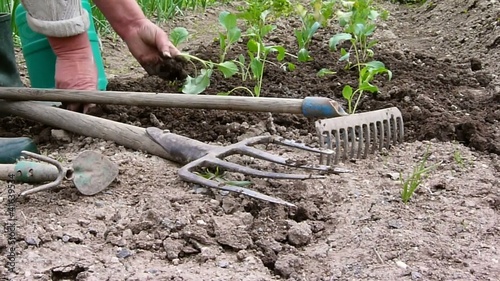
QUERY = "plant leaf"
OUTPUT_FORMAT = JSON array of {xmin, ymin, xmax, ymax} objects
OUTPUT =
[
  {"xmin": 247, "ymin": 39, "xmax": 259, "ymax": 53},
  {"xmin": 217, "ymin": 61, "xmax": 238, "ymax": 78},
  {"xmin": 329, "ymin": 33, "xmax": 352, "ymax": 51},
  {"xmin": 298, "ymin": 48, "xmax": 311, "ymax": 62},
  {"xmin": 339, "ymin": 48, "xmax": 350, "ymax": 61},
  {"xmin": 250, "ymin": 58, "xmax": 263, "ymax": 79},
  {"xmin": 306, "ymin": 21, "xmax": 321, "ymax": 39},
  {"xmin": 342, "ymin": 85, "xmax": 353, "ymax": 100},
  {"xmin": 288, "ymin": 62, "xmax": 296, "ymax": 71},
  {"xmin": 227, "ymin": 27, "xmax": 241, "ymax": 44},
  {"xmin": 359, "ymin": 81, "xmax": 378, "ymax": 93},
  {"xmin": 169, "ymin": 27, "xmax": 189, "ymax": 47},
  {"xmin": 317, "ymin": 68, "xmax": 336, "ymax": 77},
  {"xmin": 182, "ymin": 69, "xmax": 212, "ymax": 95},
  {"xmin": 219, "ymin": 11, "xmax": 237, "ymax": 30}
]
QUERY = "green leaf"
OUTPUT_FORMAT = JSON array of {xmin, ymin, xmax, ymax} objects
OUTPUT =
[
  {"xmin": 367, "ymin": 40, "xmax": 378, "ymax": 48},
  {"xmin": 339, "ymin": 48, "xmax": 350, "ymax": 61},
  {"xmin": 227, "ymin": 27, "xmax": 241, "ymax": 44},
  {"xmin": 169, "ymin": 27, "xmax": 189, "ymax": 47},
  {"xmin": 295, "ymin": 30, "xmax": 306, "ymax": 49},
  {"xmin": 329, "ymin": 33, "xmax": 352, "ymax": 51},
  {"xmin": 219, "ymin": 11, "xmax": 237, "ymax": 30},
  {"xmin": 354, "ymin": 23, "xmax": 365, "ymax": 37},
  {"xmin": 260, "ymin": 24, "xmax": 276, "ymax": 37},
  {"xmin": 224, "ymin": 180, "xmax": 252, "ymax": 187},
  {"xmin": 306, "ymin": 21, "xmax": 321, "ymax": 39},
  {"xmin": 218, "ymin": 32, "xmax": 226, "ymax": 51},
  {"xmin": 250, "ymin": 58, "xmax": 263, "ymax": 79},
  {"xmin": 342, "ymin": 85, "xmax": 353, "ymax": 100},
  {"xmin": 298, "ymin": 48, "xmax": 311, "ymax": 62},
  {"xmin": 369, "ymin": 10, "xmax": 380, "ymax": 21},
  {"xmin": 365, "ymin": 60, "xmax": 386, "ymax": 70},
  {"xmin": 287, "ymin": 62, "xmax": 296, "ymax": 71},
  {"xmin": 247, "ymin": 39, "xmax": 259, "ymax": 53},
  {"xmin": 217, "ymin": 61, "xmax": 238, "ymax": 78},
  {"xmin": 317, "ymin": 68, "xmax": 336, "ymax": 77},
  {"xmin": 182, "ymin": 69, "xmax": 212, "ymax": 95},
  {"xmin": 270, "ymin": 46, "xmax": 286, "ymax": 61},
  {"xmin": 359, "ymin": 81, "xmax": 378, "ymax": 93}
]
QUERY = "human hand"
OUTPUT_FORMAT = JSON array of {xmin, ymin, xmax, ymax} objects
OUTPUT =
[
  {"xmin": 47, "ymin": 33, "xmax": 97, "ymax": 114},
  {"xmin": 121, "ymin": 19, "xmax": 188, "ymax": 80}
]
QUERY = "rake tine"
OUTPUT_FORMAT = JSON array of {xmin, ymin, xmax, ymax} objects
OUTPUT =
[
  {"xmin": 178, "ymin": 164, "xmax": 296, "ymax": 207},
  {"xmin": 270, "ymin": 136, "xmax": 335, "ymax": 155},
  {"xmin": 207, "ymin": 157, "xmax": 324, "ymax": 180},
  {"xmin": 233, "ymin": 146, "xmax": 352, "ymax": 174}
]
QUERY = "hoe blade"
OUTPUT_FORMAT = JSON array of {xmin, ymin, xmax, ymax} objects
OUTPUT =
[{"xmin": 315, "ymin": 107, "xmax": 404, "ymax": 165}]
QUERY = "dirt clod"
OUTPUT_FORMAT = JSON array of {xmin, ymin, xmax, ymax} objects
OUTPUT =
[{"xmin": 287, "ymin": 221, "xmax": 313, "ymax": 247}]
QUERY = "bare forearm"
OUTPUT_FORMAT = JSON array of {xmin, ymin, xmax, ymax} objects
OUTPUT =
[{"xmin": 93, "ymin": 0, "xmax": 146, "ymax": 39}]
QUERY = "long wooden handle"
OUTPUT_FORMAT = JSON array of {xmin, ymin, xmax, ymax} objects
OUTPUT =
[
  {"xmin": 0, "ymin": 100, "xmax": 175, "ymax": 161},
  {"xmin": 0, "ymin": 87, "xmax": 346, "ymax": 118},
  {"xmin": 0, "ymin": 87, "xmax": 303, "ymax": 113}
]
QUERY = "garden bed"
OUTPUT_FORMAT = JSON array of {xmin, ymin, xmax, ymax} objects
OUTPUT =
[{"xmin": 0, "ymin": 0, "xmax": 499, "ymax": 280}]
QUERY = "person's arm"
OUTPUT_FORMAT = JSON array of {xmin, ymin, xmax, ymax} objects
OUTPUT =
[{"xmin": 92, "ymin": 0, "xmax": 145, "ymax": 41}]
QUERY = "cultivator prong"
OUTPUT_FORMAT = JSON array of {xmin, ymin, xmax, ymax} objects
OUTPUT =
[
  {"xmin": 229, "ymin": 145, "xmax": 345, "ymax": 173},
  {"xmin": 178, "ymin": 163, "xmax": 297, "ymax": 207},
  {"xmin": 146, "ymin": 127, "xmax": 351, "ymax": 207}
]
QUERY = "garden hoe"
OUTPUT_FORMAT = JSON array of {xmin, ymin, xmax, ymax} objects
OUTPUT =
[
  {"xmin": 0, "ymin": 87, "xmax": 405, "ymax": 164},
  {"xmin": 0, "ymin": 150, "xmax": 118, "ymax": 196},
  {"xmin": 0, "ymin": 100, "xmax": 350, "ymax": 207}
]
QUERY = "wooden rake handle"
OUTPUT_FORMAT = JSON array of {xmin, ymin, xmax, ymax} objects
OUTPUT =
[{"xmin": 0, "ymin": 87, "xmax": 347, "ymax": 118}]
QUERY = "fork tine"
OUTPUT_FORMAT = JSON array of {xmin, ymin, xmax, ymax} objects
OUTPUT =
[
  {"xmin": 208, "ymin": 157, "xmax": 325, "ymax": 180},
  {"xmin": 234, "ymin": 146, "xmax": 351, "ymax": 173},
  {"xmin": 178, "ymin": 164, "xmax": 296, "ymax": 207}
]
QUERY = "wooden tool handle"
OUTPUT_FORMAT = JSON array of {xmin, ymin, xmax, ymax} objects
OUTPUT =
[
  {"xmin": 0, "ymin": 101, "xmax": 175, "ymax": 161},
  {"xmin": 0, "ymin": 87, "xmax": 304, "ymax": 114}
]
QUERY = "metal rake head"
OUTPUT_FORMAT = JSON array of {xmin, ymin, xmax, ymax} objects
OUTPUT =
[
  {"xmin": 146, "ymin": 127, "xmax": 351, "ymax": 207},
  {"xmin": 315, "ymin": 107, "xmax": 404, "ymax": 165}
]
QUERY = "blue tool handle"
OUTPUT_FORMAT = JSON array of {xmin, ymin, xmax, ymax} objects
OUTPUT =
[{"xmin": 301, "ymin": 97, "xmax": 348, "ymax": 118}]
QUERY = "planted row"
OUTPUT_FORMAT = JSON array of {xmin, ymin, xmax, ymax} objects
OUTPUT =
[{"xmin": 170, "ymin": 0, "xmax": 392, "ymax": 114}]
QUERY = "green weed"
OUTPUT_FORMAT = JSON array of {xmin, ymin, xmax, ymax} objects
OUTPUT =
[
  {"xmin": 400, "ymin": 146, "xmax": 441, "ymax": 203},
  {"xmin": 196, "ymin": 166, "xmax": 252, "ymax": 188}
]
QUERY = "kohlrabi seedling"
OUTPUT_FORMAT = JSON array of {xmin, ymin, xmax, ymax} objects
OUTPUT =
[{"xmin": 328, "ymin": 0, "xmax": 392, "ymax": 113}]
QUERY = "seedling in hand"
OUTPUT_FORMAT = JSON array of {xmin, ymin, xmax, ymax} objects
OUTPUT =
[{"xmin": 169, "ymin": 27, "xmax": 238, "ymax": 95}]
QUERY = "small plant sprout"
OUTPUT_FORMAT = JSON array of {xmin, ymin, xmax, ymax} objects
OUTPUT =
[
  {"xmin": 400, "ymin": 146, "xmax": 441, "ymax": 203},
  {"xmin": 195, "ymin": 166, "xmax": 252, "ymax": 188},
  {"xmin": 218, "ymin": 11, "xmax": 241, "ymax": 63},
  {"xmin": 294, "ymin": 4, "xmax": 321, "ymax": 62},
  {"xmin": 329, "ymin": 0, "xmax": 392, "ymax": 114},
  {"xmin": 453, "ymin": 142, "xmax": 466, "ymax": 168}
]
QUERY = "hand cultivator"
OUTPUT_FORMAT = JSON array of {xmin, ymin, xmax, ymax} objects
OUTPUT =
[
  {"xmin": 147, "ymin": 127, "xmax": 350, "ymax": 206},
  {"xmin": 0, "ymin": 150, "xmax": 118, "ymax": 196},
  {"xmin": 0, "ymin": 87, "xmax": 404, "ymax": 205}
]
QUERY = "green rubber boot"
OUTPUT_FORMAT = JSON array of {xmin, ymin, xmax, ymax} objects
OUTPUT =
[{"xmin": 0, "ymin": 12, "xmax": 23, "ymax": 87}]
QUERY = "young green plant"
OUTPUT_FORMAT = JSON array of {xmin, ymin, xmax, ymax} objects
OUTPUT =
[
  {"xmin": 400, "ymin": 146, "xmax": 441, "ymax": 203},
  {"xmin": 228, "ymin": 10, "xmax": 286, "ymax": 97},
  {"xmin": 294, "ymin": 0, "xmax": 336, "ymax": 63},
  {"xmin": 329, "ymin": 0, "xmax": 392, "ymax": 114}
]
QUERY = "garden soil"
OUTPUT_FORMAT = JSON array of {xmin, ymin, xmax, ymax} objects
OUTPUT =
[{"xmin": 1, "ymin": 0, "xmax": 499, "ymax": 280}]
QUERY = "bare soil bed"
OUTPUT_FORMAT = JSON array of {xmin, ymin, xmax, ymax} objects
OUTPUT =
[{"xmin": 1, "ymin": 0, "xmax": 499, "ymax": 280}]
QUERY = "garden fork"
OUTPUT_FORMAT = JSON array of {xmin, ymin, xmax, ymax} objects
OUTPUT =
[{"xmin": 146, "ymin": 127, "xmax": 351, "ymax": 207}]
